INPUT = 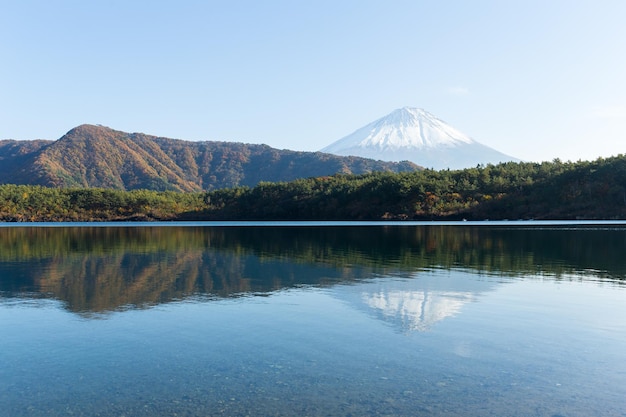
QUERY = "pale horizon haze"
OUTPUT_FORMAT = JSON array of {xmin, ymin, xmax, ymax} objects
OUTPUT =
[{"xmin": 2, "ymin": 0, "xmax": 625, "ymax": 163}]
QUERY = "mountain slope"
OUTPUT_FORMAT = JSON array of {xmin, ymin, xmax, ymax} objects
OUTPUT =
[
  {"xmin": 0, "ymin": 125, "xmax": 419, "ymax": 191},
  {"xmin": 321, "ymin": 107, "xmax": 519, "ymax": 170}
]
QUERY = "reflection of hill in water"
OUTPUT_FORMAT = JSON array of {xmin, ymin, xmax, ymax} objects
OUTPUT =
[
  {"xmin": 333, "ymin": 272, "xmax": 497, "ymax": 332},
  {"xmin": 0, "ymin": 225, "xmax": 624, "ymax": 315},
  {"xmin": 1, "ymin": 250, "xmax": 373, "ymax": 314}
]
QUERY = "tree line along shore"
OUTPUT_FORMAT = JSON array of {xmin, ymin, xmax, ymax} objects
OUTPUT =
[{"xmin": 1, "ymin": 155, "xmax": 625, "ymax": 222}]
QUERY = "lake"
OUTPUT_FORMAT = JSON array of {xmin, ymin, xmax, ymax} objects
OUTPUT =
[{"xmin": 1, "ymin": 222, "xmax": 625, "ymax": 416}]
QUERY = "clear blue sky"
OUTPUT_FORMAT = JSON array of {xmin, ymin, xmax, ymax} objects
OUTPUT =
[{"xmin": 2, "ymin": 0, "xmax": 625, "ymax": 163}]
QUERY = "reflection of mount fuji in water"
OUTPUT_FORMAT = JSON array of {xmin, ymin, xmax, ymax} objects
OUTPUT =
[{"xmin": 332, "ymin": 272, "xmax": 499, "ymax": 332}]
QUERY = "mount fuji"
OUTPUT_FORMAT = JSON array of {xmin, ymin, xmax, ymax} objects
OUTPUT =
[{"xmin": 320, "ymin": 107, "xmax": 519, "ymax": 170}]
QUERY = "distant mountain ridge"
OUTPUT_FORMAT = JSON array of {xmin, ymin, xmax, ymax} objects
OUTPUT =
[
  {"xmin": 321, "ymin": 107, "xmax": 519, "ymax": 170},
  {"xmin": 0, "ymin": 124, "xmax": 419, "ymax": 191}
]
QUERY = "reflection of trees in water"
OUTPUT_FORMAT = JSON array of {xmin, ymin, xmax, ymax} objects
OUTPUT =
[{"xmin": 0, "ymin": 225, "xmax": 624, "ymax": 314}]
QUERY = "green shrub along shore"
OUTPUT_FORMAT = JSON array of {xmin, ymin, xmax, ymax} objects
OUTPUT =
[{"xmin": 2, "ymin": 155, "xmax": 626, "ymax": 222}]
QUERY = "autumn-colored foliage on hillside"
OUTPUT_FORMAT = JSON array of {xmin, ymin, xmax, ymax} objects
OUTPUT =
[{"xmin": 0, "ymin": 124, "xmax": 418, "ymax": 191}]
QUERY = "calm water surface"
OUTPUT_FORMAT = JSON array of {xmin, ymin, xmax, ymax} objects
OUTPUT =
[{"xmin": 1, "ymin": 223, "xmax": 625, "ymax": 416}]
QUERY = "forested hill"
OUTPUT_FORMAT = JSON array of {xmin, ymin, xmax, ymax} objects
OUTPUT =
[
  {"xmin": 199, "ymin": 155, "xmax": 626, "ymax": 220},
  {"xmin": 1, "ymin": 155, "xmax": 626, "ymax": 221},
  {"xmin": 0, "ymin": 124, "xmax": 419, "ymax": 191}
]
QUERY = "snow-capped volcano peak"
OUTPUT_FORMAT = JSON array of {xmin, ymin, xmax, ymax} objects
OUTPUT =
[
  {"xmin": 320, "ymin": 107, "xmax": 518, "ymax": 170},
  {"xmin": 324, "ymin": 107, "xmax": 475, "ymax": 153}
]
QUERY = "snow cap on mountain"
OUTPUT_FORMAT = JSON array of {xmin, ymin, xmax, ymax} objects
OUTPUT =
[
  {"xmin": 321, "ymin": 107, "xmax": 519, "ymax": 170},
  {"xmin": 323, "ymin": 107, "xmax": 474, "ymax": 153}
]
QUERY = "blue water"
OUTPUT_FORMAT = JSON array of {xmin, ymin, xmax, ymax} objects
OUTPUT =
[{"xmin": 1, "ymin": 224, "xmax": 625, "ymax": 416}]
